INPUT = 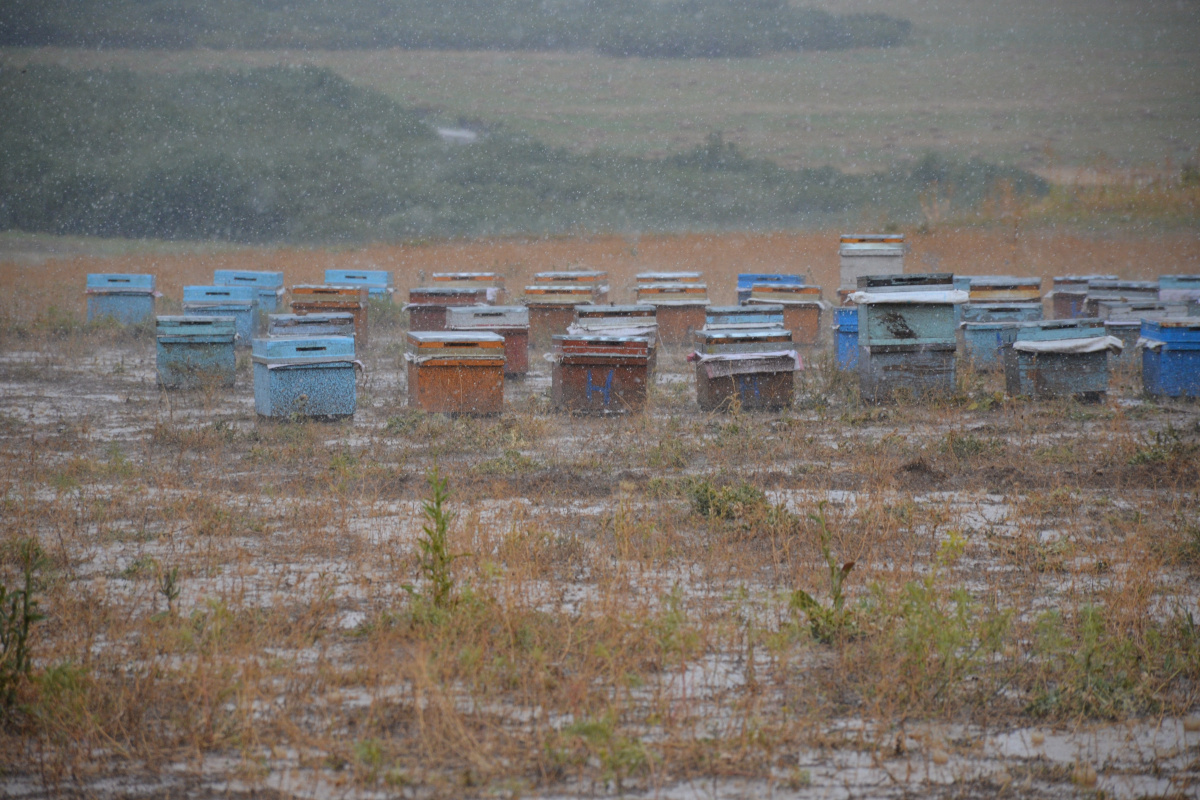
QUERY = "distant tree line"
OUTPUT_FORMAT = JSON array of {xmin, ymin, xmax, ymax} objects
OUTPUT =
[
  {"xmin": 0, "ymin": 0, "xmax": 910, "ymax": 56},
  {"xmin": 0, "ymin": 66, "xmax": 1045, "ymax": 243}
]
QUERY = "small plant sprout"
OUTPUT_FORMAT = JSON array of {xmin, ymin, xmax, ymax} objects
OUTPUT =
[{"xmin": 791, "ymin": 501, "xmax": 856, "ymax": 643}]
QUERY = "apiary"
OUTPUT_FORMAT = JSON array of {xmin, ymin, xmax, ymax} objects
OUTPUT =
[
  {"xmin": 533, "ymin": 271, "xmax": 609, "ymax": 303},
  {"xmin": 550, "ymin": 335, "xmax": 651, "ymax": 414},
  {"xmin": 405, "ymin": 331, "xmax": 506, "ymax": 415},
  {"xmin": 325, "ymin": 269, "xmax": 394, "ymax": 299},
  {"xmin": 266, "ymin": 312, "xmax": 356, "ymax": 338},
  {"xmin": 1140, "ymin": 319, "xmax": 1200, "ymax": 398},
  {"xmin": 839, "ymin": 233, "xmax": 905, "ymax": 291},
  {"xmin": 833, "ymin": 307, "xmax": 859, "ymax": 370},
  {"xmin": 747, "ymin": 284, "xmax": 825, "ymax": 345},
  {"xmin": 432, "ymin": 272, "xmax": 506, "ymax": 303},
  {"xmin": 850, "ymin": 273, "xmax": 967, "ymax": 402},
  {"xmin": 253, "ymin": 336, "xmax": 357, "ymax": 419},
  {"xmin": 736, "ymin": 273, "xmax": 806, "ymax": 305},
  {"xmin": 524, "ymin": 285, "xmax": 598, "ymax": 349},
  {"xmin": 1157, "ymin": 275, "xmax": 1200, "ymax": 304},
  {"xmin": 445, "ymin": 305, "xmax": 530, "ymax": 376},
  {"xmin": 406, "ymin": 286, "xmax": 491, "ymax": 333},
  {"xmin": 182, "ymin": 285, "xmax": 256, "ymax": 344},
  {"xmin": 1003, "ymin": 319, "xmax": 1120, "ymax": 401},
  {"xmin": 1083, "ymin": 280, "xmax": 1159, "ymax": 316},
  {"xmin": 155, "ymin": 316, "xmax": 236, "ymax": 389},
  {"xmin": 1049, "ymin": 275, "xmax": 1118, "ymax": 319},
  {"xmin": 635, "ymin": 283, "xmax": 709, "ymax": 347},
  {"xmin": 703, "ymin": 304, "xmax": 785, "ymax": 331},
  {"xmin": 85, "ymin": 273, "xmax": 157, "ymax": 325},
  {"xmin": 213, "ymin": 270, "xmax": 285, "ymax": 313},
  {"xmin": 292, "ymin": 284, "xmax": 370, "ymax": 347},
  {"xmin": 691, "ymin": 329, "xmax": 799, "ymax": 411}
]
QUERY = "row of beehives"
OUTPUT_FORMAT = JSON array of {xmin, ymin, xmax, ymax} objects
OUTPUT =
[{"xmin": 832, "ymin": 273, "xmax": 1200, "ymax": 402}]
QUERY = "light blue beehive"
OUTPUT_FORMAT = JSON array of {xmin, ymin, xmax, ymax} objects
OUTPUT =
[
  {"xmin": 325, "ymin": 269, "xmax": 394, "ymax": 299},
  {"xmin": 156, "ymin": 316, "xmax": 236, "ymax": 389},
  {"xmin": 1003, "ymin": 319, "xmax": 1111, "ymax": 400},
  {"xmin": 958, "ymin": 303, "xmax": 1043, "ymax": 369},
  {"xmin": 704, "ymin": 304, "xmax": 785, "ymax": 330},
  {"xmin": 182, "ymin": 285, "xmax": 257, "ymax": 344},
  {"xmin": 252, "ymin": 336, "xmax": 357, "ymax": 418},
  {"xmin": 86, "ymin": 273, "xmax": 156, "ymax": 325},
  {"xmin": 266, "ymin": 313, "xmax": 356, "ymax": 338},
  {"xmin": 213, "ymin": 270, "xmax": 286, "ymax": 312}
]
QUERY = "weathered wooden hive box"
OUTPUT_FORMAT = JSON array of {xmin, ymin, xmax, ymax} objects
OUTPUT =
[
  {"xmin": 213, "ymin": 270, "xmax": 285, "ymax": 313},
  {"xmin": 704, "ymin": 304, "xmax": 785, "ymax": 331},
  {"xmin": 1003, "ymin": 319, "xmax": 1117, "ymax": 401},
  {"xmin": 534, "ymin": 270, "xmax": 609, "ymax": 303},
  {"xmin": 406, "ymin": 331, "xmax": 506, "ymax": 415},
  {"xmin": 155, "ymin": 316, "xmax": 237, "ymax": 389},
  {"xmin": 253, "ymin": 336, "xmax": 357, "ymax": 418},
  {"xmin": 432, "ymin": 272, "xmax": 506, "ymax": 304},
  {"xmin": 636, "ymin": 271, "xmax": 702, "ymax": 284},
  {"xmin": 965, "ymin": 275, "xmax": 1041, "ymax": 303},
  {"xmin": 838, "ymin": 233, "xmax": 905, "ymax": 291},
  {"xmin": 524, "ymin": 285, "xmax": 597, "ymax": 348},
  {"xmin": 747, "ymin": 283, "xmax": 825, "ymax": 345},
  {"xmin": 958, "ymin": 302, "xmax": 1044, "ymax": 369},
  {"xmin": 182, "ymin": 285, "xmax": 256, "ymax": 345},
  {"xmin": 1157, "ymin": 275, "xmax": 1200, "ymax": 304},
  {"xmin": 550, "ymin": 335, "xmax": 651, "ymax": 414},
  {"xmin": 570, "ymin": 305, "xmax": 658, "ymax": 372},
  {"xmin": 1140, "ymin": 319, "xmax": 1200, "ymax": 397},
  {"xmin": 833, "ymin": 307, "xmax": 859, "ymax": 370},
  {"xmin": 292, "ymin": 284, "xmax": 370, "ymax": 347},
  {"xmin": 445, "ymin": 305, "xmax": 530, "ymax": 376},
  {"xmin": 266, "ymin": 312, "xmax": 356, "ymax": 339},
  {"xmin": 635, "ymin": 283, "xmax": 709, "ymax": 347},
  {"xmin": 85, "ymin": 273, "xmax": 157, "ymax": 325},
  {"xmin": 851, "ymin": 273, "xmax": 965, "ymax": 402},
  {"xmin": 736, "ymin": 273, "xmax": 806, "ymax": 305},
  {"xmin": 1083, "ymin": 280, "xmax": 1159, "ymax": 316},
  {"xmin": 406, "ymin": 287, "xmax": 490, "ymax": 333},
  {"xmin": 1049, "ymin": 274, "xmax": 1117, "ymax": 319},
  {"xmin": 692, "ymin": 329, "xmax": 798, "ymax": 411},
  {"xmin": 325, "ymin": 269, "xmax": 394, "ymax": 300}
]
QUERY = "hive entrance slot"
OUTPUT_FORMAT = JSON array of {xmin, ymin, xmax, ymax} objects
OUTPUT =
[{"xmin": 297, "ymin": 346, "xmax": 326, "ymax": 352}]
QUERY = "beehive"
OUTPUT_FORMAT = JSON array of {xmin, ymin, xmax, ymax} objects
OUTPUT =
[
  {"xmin": 155, "ymin": 316, "xmax": 236, "ymax": 389},
  {"xmin": 325, "ymin": 269, "xmax": 394, "ymax": 299},
  {"xmin": 405, "ymin": 331, "xmax": 506, "ymax": 415},
  {"xmin": 957, "ymin": 302, "xmax": 1044, "ymax": 369},
  {"xmin": 525, "ymin": 285, "xmax": 598, "ymax": 348},
  {"xmin": 1049, "ymin": 275, "xmax": 1118, "ymax": 319},
  {"xmin": 406, "ymin": 286, "xmax": 491, "ymax": 332},
  {"xmin": 182, "ymin": 285, "xmax": 256, "ymax": 344},
  {"xmin": 833, "ymin": 307, "xmax": 859, "ymax": 370},
  {"xmin": 1003, "ymin": 319, "xmax": 1117, "ymax": 401},
  {"xmin": 636, "ymin": 271, "xmax": 702, "ymax": 284},
  {"xmin": 839, "ymin": 233, "xmax": 905, "ymax": 290},
  {"xmin": 85, "ymin": 273, "xmax": 157, "ymax": 325},
  {"xmin": 252, "ymin": 336, "xmax": 357, "ymax": 418},
  {"xmin": 1157, "ymin": 275, "xmax": 1200, "ymax": 304},
  {"xmin": 532, "ymin": 271, "xmax": 609, "ymax": 303},
  {"xmin": 747, "ymin": 284, "xmax": 825, "ymax": 345},
  {"xmin": 445, "ymin": 305, "xmax": 530, "ymax": 376},
  {"xmin": 570, "ymin": 305, "xmax": 658, "ymax": 372},
  {"xmin": 692, "ymin": 329, "xmax": 798, "ymax": 411},
  {"xmin": 266, "ymin": 313, "xmax": 356, "ymax": 338},
  {"xmin": 292, "ymin": 285, "xmax": 370, "ymax": 347},
  {"xmin": 432, "ymin": 272, "xmax": 506, "ymax": 303},
  {"xmin": 1094, "ymin": 300, "xmax": 1187, "ymax": 320},
  {"xmin": 963, "ymin": 276, "xmax": 1041, "ymax": 303},
  {"xmin": 213, "ymin": 270, "xmax": 285, "ymax": 312},
  {"xmin": 635, "ymin": 283, "xmax": 709, "ymax": 347},
  {"xmin": 703, "ymin": 304, "xmax": 785, "ymax": 331},
  {"xmin": 550, "ymin": 335, "xmax": 651, "ymax": 414},
  {"xmin": 736, "ymin": 273, "xmax": 806, "ymax": 305},
  {"xmin": 1083, "ymin": 280, "xmax": 1159, "ymax": 316},
  {"xmin": 1140, "ymin": 319, "xmax": 1200, "ymax": 397}
]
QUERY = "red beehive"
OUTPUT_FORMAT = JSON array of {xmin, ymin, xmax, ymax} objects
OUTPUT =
[{"xmin": 550, "ymin": 335, "xmax": 651, "ymax": 414}]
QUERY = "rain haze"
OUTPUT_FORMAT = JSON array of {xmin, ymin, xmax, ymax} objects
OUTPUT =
[{"xmin": 0, "ymin": 1, "xmax": 1199, "ymax": 798}]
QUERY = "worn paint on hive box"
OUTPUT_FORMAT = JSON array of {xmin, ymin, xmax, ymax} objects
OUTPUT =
[
  {"xmin": 406, "ymin": 331, "xmax": 506, "ymax": 415},
  {"xmin": 445, "ymin": 306, "xmax": 530, "ymax": 377},
  {"xmin": 252, "ymin": 336, "xmax": 357, "ymax": 419},
  {"xmin": 182, "ymin": 285, "xmax": 256, "ymax": 345},
  {"xmin": 550, "ymin": 335, "xmax": 650, "ymax": 414},
  {"xmin": 86, "ymin": 273, "xmax": 156, "ymax": 325},
  {"xmin": 156, "ymin": 315, "xmax": 236, "ymax": 389},
  {"xmin": 292, "ymin": 285, "xmax": 370, "ymax": 346}
]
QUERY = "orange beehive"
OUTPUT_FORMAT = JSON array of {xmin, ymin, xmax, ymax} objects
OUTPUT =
[
  {"xmin": 405, "ymin": 331, "xmax": 506, "ymax": 415},
  {"xmin": 290, "ymin": 284, "xmax": 370, "ymax": 348},
  {"xmin": 747, "ymin": 283, "xmax": 826, "ymax": 346}
]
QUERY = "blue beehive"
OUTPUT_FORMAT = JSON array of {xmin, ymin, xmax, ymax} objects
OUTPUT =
[
  {"xmin": 213, "ymin": 270, "xmax": 286, "ymax": 312},
  {"xmin": 156, "ymin": 316, "xmax": 236, "ymax": 389},
  {"xmin": 325, "ymin": 269, "xmax": 394, "ymax": 299},
  {"xmin": 833, "ymin": 307, "xmax": 858, "ymax": 370},
  {"xmin": 86, "ymin": 273, "xmax": 156, "ymax": 325},
  {"xmin": 1003, "ymin": 319, "xmax": 1113, "ymax": 400},
  {"xmin": 736, "ymin": 273, "xmax": 806, "ymax": 304},
  {"xmin": 252, "ymin": 336, "xmax": 357, "ymax": 418},
  {"xmin": 958, "ymin": 303, "xmax": 1043, "ymax": 369},
  {"xmin": 266, "ymin": 313, "xmax": 356, "ymax": 338},
  {"xmin": 183, "ymin": 286, "xmax": 256, "ymax": 344},
  {"xmin": 1158, "ymin": 275, "xmax": 1200, "ymax": 304},
  {"xmin": 704, "ymin": 304, "xmax": 785, "ymax": 330},
  {"xmin": 1140, "ymin": 319, "xmax": 1200, "ymax": 397}
]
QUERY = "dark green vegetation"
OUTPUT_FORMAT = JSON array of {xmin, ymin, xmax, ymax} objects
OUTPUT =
[
  {"xmin": 0, "ymin": 0, "xmax": 909, "ymax": 57},
  {"xmin": 0, "ymin": 65, "xmax": 1045, "ymax": 244}
]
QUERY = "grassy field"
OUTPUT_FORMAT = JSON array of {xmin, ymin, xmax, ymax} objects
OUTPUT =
[
  {"xmin": 3, "ymin": 0, "xmax": 1197, "ymax": 173},
  {"xmin": 1, "ymin": 228, "xmax": 1199, "ymax": 798}
]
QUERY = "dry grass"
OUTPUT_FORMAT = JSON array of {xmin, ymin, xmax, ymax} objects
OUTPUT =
[{"xmin": 1, "ymin": 229, "xmax": 1199, "ymax": 798}]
